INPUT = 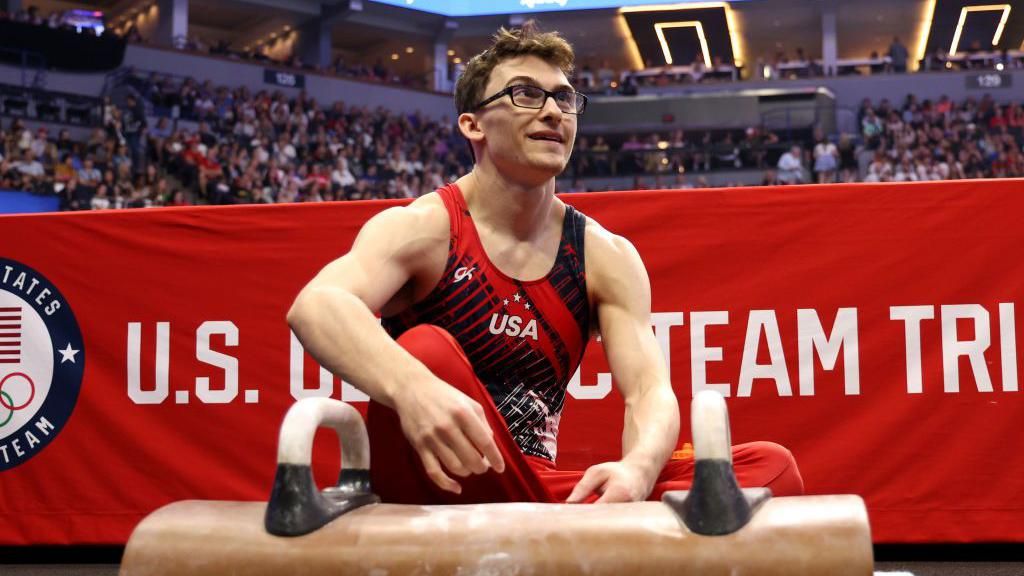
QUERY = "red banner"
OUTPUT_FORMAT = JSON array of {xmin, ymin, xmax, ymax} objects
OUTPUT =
[{"xmin": 1, "ymin": 179, "xmax": 1022, "ymax": 545}]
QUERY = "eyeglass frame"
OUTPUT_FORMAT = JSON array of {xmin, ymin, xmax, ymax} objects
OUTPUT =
[{"xmin": 473, "ymin": 84, "xmax": 588, "ymax": 115}]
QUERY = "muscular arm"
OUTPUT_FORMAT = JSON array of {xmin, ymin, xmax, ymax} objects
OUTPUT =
[
  {"xmin": 287, "ymin": 198, "xmax": 504, "ymax": 492},
  {"xmin": 567, "ymin": 226, "xmax": 680, "ymax": 503},
  {"xmin": 287, "ymin": 204, "xmax": 435, "ymax": 408}
]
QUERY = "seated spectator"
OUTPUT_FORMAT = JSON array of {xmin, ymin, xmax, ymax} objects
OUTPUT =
[
  {"xmin": 63, "ymin": 178, "xmax": 92, "ymax": 210},
  {"xmin": 893, "ymin": 158, "xmax": 918, "ymax": 182},
  {"xmin": 167, "ymin": 189, "xmax": 190, "ymax": 206},
  {"xmin": 54, "ymin": 154, "xmax": 77, "ymax": 183},
  {"xmin": 862, "ymin": 108, "xmax": 883, "ymax": 146},
  {"xmin": 14, "ymin": 150, "xmax": 45, "ymax": 182},
  {"xmin": 863, "ymin": 151, "xmax": 893, "ymax": 182},
  {"xmin": 713, "ymin": 133, "xmax": 741, "ymax": 169},
  {"xmin": 90, "ymin": 184, "xmax": 112, "ymax": 210}
]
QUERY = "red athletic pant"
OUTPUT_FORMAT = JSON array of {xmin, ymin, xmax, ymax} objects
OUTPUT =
[{"xmin": 367, "ymin": 325, "xmax": 804, "ymax": 504}]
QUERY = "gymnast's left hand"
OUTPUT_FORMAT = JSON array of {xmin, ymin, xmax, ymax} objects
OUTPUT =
[{"xmin": 565, "ymin": 461, "xmax": 653, "ymax": 503}]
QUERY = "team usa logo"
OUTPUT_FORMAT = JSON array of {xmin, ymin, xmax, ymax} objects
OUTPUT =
[
  {"xmin": 489, "ymin": 292, "xmax": 539, "ymax": 341},
  {"xmin": 0, "ymin": 259, "xmax": 84, "ymax": 471}
]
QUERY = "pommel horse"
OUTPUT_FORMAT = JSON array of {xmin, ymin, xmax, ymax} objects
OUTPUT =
[{"xmin": 120, "ymin": 391, "xmax": 873, "ymax": 575}]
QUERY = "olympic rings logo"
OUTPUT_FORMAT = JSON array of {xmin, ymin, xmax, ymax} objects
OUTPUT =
[{"xmin": 0, "ymin": 372, "xmax": 36, "ymax": 428}]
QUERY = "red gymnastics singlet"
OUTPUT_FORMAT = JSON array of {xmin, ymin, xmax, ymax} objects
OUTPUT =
[{"xmin": 382, "ymin": 183, "xmax": 590, "ymax": 461}]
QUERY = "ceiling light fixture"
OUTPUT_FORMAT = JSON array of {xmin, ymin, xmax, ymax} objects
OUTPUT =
[
  {"xmin": 620, "ymin": 2, "xmax": 740, "ymax": 67},
  {"xmin": 949, "ymin": 4, "xmax": 1011, "ymax": 55},
  {"xmin": 654, "ymin": 21, "xmax": 710, "ymax": 66},
  {"xmin": 914, "ymin": 0, "xmax": 936, "ymax": 71}
]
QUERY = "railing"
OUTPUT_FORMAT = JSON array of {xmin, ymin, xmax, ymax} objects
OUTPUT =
[
  {"xmin": 0, "ymin": 47, "xmax": 47, "ymax": 88},
  {"xmin": 0, "ymin": 82, "xmax": 103, "ymax": 126},
  {"xmin": 757, "ymin": 96, "xmax": 847, "ymax": 141},
  {"xmin": 101, "ymin": 67, "xmax": 156, "ymax": 116},
  {"xmin": 102, "ymin": 66, "xmax": 219, "ymax": 119},
  {"xmin": 102, "ymin": 68, "xmax": 132, "ymax": 97},
  {"xmin": 564, "ymin": 141, "xmax": 800, "ymax": 179},
  {"xmin": 759, "ymin": 104, "xmax": 825, "ymax": 138}
]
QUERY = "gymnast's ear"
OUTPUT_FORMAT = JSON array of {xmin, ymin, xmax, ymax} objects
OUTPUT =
[{"xmin": 458, "ymin": 112, "xmax": 485, "ymax": 147}]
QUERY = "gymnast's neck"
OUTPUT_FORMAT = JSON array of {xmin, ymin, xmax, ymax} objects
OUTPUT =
[{"xmin": 456, "ymin": 162, "xmax": 562, "ymax": 243}]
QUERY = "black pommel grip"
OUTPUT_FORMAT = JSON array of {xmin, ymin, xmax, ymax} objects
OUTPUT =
[
  {"xmin": 264, "ymin": 398, "xmax": 380, "ymax": 537},
  {"xmin": 662, "ymin": 390, "xmax": 771, "ymax": 535}
]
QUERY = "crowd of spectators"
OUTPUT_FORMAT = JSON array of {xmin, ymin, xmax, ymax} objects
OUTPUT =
[
  {"xmin": 2, "ymin": 50, "xmax": 1023, "ymax": 209},
  {"xmin": 565, "ymin": 94, "xmax": 1024, "ymax": 190},
  {"xmin": 4, "ymin": 87, "xmax": 1023, "ymax": 208},
  {"xmin": 851, "ymin": 93, "xmax": 1024, "ymax": 181},
  {"xmin": 0, "ymin": 118, "xmax": 185, "ymax": 209},
  {"xmin": 1, "ymin": 80, "xmax": 474, "ymax": 210},
  {"xmin": 757, "ymin": 93, "xmax": 1024, "ymax": 186}
]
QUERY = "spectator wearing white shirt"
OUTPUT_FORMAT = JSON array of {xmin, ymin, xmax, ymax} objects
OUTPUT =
[
  {"xmin": 893, "ymin": 158, "xmax": 918, "ymax": 182},
  {"xmin": 90, "ymin": 184, "xmax": 112, "ymax": 210},
  {"xmin": 274, "ymin": 133, "xmax": 297, "ymax": 164},
  {"xmin": 253, "ymin": 139, "xmax": 271, "ymax": 165},
  {"xmin": 14, "ymin": 150, "xmax": 45, "ymax": 180},
  {"xmin": 17, "ymin": 125, "xmax": 33, "ymax": 153},
  {"xmin": 777, "ymin": 145, "xmax": 805, "ymax": 184},
  {"xmin": 30, "ymin": 128, "xmax": 48, "ymax": 158},
  {"xmin": 331, "ymin": 156, "xmax": 356, "ymax": 191}
]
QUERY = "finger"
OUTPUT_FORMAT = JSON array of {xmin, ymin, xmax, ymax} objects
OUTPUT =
[
  {"xmin": 595, "ymin": 485, "xmax": 632, "ymax": 504},
  {"xmin": 566, "ymin": 468, "xmax": 607, "ymax": 503},
  {"xmin": 419, "ymin": 448, "xmax": 462, "ymax": 494},
  {"xmin": 466, "ymin": 402, "xmax": 506, "ymax": 473},
  {"xmin": 428, "ymin": 436, "xmax": 472, "ymax": 477},
  {"xmin": 439, "ymin": 424, "xmax": 488, "ymax": 475}
]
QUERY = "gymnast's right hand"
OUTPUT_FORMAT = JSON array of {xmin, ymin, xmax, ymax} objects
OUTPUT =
[{"xmin": 392, "ymin": 376, "xmax": 506, "ymax": 494}]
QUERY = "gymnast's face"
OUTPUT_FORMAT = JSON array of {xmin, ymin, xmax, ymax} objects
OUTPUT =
[{"xmin": 469, "ymin": 55, "xmax": 577, "ymax": 183}]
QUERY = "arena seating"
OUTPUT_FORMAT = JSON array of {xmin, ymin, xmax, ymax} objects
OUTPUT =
[{"xmin": 0, "ymin": 5, "xmax": 1021, "ymax": 210}]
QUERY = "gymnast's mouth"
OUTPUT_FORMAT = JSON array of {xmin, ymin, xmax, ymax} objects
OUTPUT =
[{"xmin": 528, "ymin": 131, "xmax": 565, "ymax": 143}]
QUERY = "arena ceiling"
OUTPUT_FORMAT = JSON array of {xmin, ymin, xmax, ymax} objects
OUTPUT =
[{"xmin": 26, "ymin": 0, "xmax": 1024, "ymax": 77}]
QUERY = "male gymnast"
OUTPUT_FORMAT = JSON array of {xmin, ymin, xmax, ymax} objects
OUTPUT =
[{"xmin": 288, "ymin": 22, "xmax": 803, "ymax": 504}]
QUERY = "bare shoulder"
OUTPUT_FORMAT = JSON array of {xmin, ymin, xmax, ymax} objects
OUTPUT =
[
  {"xmin": 582, "ymin": 215, "xmax": 650, "ymax": 306},
  {"xmin": 356, "ymin": 192, "xmax": 449, "ymax": 262},
  {"xmin": 583, "ymin": 216, "xmax": 645, "ymax": 276},
  {"xmin": 356, "ymin": 192, "xmax": 451, "ymax": 312},
  {"xmin": 367, "ymin": 192, "xmax": 447, "ymax": 238}
]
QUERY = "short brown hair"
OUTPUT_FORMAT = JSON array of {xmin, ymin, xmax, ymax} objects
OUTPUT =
[{"xmin": 454, "ymin": 21, "xmax": 575, "ymax": 115}]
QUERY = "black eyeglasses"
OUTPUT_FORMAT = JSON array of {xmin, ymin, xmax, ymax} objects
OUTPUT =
[{"xmin": 474, "ymin": 84, "xmax": 588, "ymax": 115}]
